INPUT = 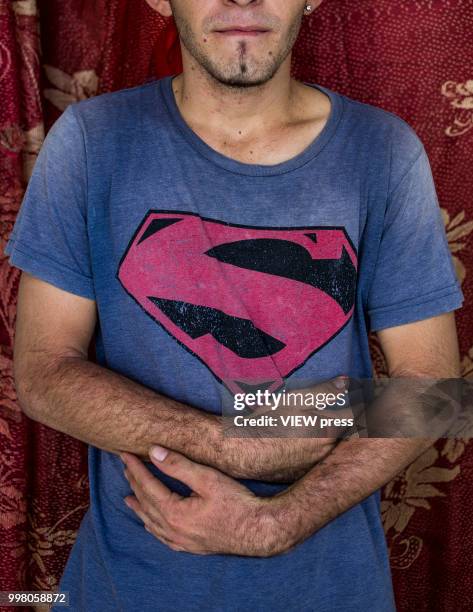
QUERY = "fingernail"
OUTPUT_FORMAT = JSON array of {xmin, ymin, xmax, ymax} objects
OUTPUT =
[
  {"xmin": 119, "ymin": 452, "xmax": 127, "ymax": 464},
  {"xmin": 335, "ymin": 376, "xmax": 347, "ymax": 390},
  {"xmin": 150, "ymin": 445, "xmax": 169, "ymax": 462}
]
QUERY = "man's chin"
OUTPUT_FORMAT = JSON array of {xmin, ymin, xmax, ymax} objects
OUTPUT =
[{"xmin": 209, "ymin": 68, "xmax": 276, "ymax": 89}]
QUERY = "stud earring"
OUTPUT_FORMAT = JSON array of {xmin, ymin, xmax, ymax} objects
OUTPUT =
[{"xmin": 304, "ymin": 4, "xmax": 313, "ymax": 14}]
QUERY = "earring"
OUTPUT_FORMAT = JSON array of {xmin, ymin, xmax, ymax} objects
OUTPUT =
[{"xmin": 304, "ymin": 4, "xmax": 313, "ymax": 13}]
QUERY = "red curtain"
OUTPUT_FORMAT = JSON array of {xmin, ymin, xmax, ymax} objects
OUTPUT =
[{"xmin": 1, "ymin": 2, "xmax": 472, "ymax": 610}]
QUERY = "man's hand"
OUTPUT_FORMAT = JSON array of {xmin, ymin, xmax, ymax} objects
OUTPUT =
[{"xmin": 120, "ymin": 447, "xmax": 292, "ymax": 557}]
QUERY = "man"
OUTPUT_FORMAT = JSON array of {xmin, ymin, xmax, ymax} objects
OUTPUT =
[{"xmin": 5, "ymin": 0, "xmax": 464, "ymax": 610}]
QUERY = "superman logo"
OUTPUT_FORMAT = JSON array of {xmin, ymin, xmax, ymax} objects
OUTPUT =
[{"xmin": 117, "ymin": 210, "xmax": 358, "ymax": 395}]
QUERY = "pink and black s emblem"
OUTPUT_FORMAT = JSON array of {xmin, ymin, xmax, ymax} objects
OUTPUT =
[{"xmin": 117, "ymin": 210, "xmax": 358, "ymax": 394}]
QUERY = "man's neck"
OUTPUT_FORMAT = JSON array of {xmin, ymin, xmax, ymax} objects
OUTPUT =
[
  {"xmin": 170, "ymin": 60, "xmax": 332, "ymax": 166},
  {"xmin": 172, "ymin": 63, "xmax": 299, "ymax": 136}
]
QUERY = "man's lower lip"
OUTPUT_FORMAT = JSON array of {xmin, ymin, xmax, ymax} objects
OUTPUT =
[{"xmin": 215, "ymin": 30, "xmax": 269, "ymax": 36}]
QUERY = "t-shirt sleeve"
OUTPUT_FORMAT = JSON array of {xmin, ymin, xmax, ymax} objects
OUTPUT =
[
  {"xmin": 367, "ymin": 144, "xmax": 464, "ymax": 332},
  {"xmin": 4, "ymin": 104, "xmax": 95, "ymax": 300}
]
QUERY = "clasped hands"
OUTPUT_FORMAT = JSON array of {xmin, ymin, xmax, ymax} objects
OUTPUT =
[{"xmin": 120, "ymin": 375, "xmax": 352, "ymax": 557}]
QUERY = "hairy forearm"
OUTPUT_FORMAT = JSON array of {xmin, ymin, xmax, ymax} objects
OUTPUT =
[
  {"xmin": 273, "ymin": 437, "xmax": 434, "ymax": 547},
  {"xmin": 17, "ymin": 354, "xmax": 220, "ymax": 463},
  {"xmin": 271, "ymin": 372, "xmax": 460, "ymax": 546},
  {"xmin": 219, "ymin": 434, "xmax": 335, "ymax": 481},
  {"xmin": 16, "ymin": 355, "xmax": 328, "ymax": 480}
]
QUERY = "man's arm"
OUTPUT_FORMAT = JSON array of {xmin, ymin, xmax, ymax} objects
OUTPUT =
[
  {"xmin": 117, "ymin": 310, "xmax": 462, "ymax": 557},
  {"xmin": 267, "ymin": 311, "xmax": 461, "ymax": 551},
  {"xmin": 14, "ymin": 272, "xmax": 335, "ymax": 482}
]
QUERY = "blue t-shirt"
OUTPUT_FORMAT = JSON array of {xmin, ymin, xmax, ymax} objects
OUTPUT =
[{"xmin": 5, "ymin": 75, "xmax": 463, "ymax": 612}]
